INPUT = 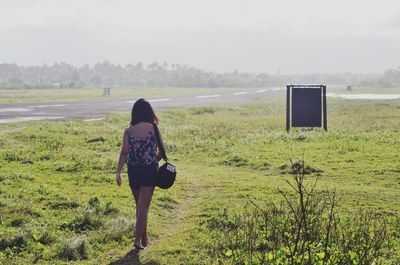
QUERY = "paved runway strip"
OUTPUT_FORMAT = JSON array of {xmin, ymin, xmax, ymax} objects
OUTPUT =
[
  {"xmin": 28, "ymin": 104, "xmax": 67, "ymax": 108},
  {"xmin": 196, "ymin": 94, "xmax": 221, "ymax": 99},
  {"xmin": 2, "ymin": 89, "xmax": 399, "ymax": 126},
  {"xmin": 0, "ymin": 88, "xmax": 283, "ymax": 124}
]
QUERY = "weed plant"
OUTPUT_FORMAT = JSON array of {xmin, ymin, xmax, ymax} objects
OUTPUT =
[{"xmin": 205, "ymin": 159, "xmax": 397, "ymax": 264}]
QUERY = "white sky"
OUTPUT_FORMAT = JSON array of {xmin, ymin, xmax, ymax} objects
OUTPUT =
[{"xmin": 1, "ymin": 0, "xmax": 400, "ymax": 73}]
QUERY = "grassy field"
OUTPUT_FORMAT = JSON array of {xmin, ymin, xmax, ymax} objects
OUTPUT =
[
  {"xmin": 0, "ymin": 96, "xmax": 400, "ymax": 264},
  {"xmin": 0, "ymin": 86, "xmax": 398, "ymax": 104},
  {"xmin": 0, "ymin": 87, "xmax": 255, "ymax": 104},
  {"xmin": 340, "ymin": 87, "xmax": 400, "ymax": 94}
]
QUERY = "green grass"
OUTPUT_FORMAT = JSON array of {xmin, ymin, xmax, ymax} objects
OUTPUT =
[
  {"xmin": 336, "ymin": 86, "xmax": 400, "ymax": 94},
  {"xmin": 1, "ymin": 86, "xmax": 398, "ymax": 104},
  {"xmin": 0, "ymin": 96, "xmax": 400, "ymax": 264},
  {"xmin": 0, "ymin": 87, "xmax": 256, "ymax": 103}
]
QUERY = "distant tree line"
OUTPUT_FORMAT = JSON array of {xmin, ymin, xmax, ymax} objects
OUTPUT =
[{"xmin": 0, "ymin": 61, "xmax": 398, "ymax": 89}]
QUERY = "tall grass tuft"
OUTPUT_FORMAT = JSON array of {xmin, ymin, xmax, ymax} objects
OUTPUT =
[
  {"xmin": 0, "ymin": 231, "xmax": 29, "ymax": 253},
  {"xmin": 57, "ymin": 236, "xmax": 90, "ymax": 261},
  {"xmin": 102, "ymin": 216, "xmax": 134, "ymax": 242}
]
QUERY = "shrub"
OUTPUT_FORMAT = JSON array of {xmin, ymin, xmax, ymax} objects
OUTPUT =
[
  {"xmin": 278, "ymin": 160, "xmax": 323, "ymax": 175},
  {"xmin": 2, "ymin": 151, "xmax": 22, "ymax": 162},
  {"xmin": 49, "ymin": 200, "xmax": 80, "ymax": 210},
  {"xmin": 64, "ymin": 212, "xmax": 102, "ymax": 232},
  {"xmin": 205, "ymin": 159, "xmax": 394, "ymax": 264},
  {"xmin": 222, "ymin": 155, "xmax": 248, "ymax": 167},
  {"xmin": 55, "ymin": 162, "xmax": 82, "ymax": 172},
  {"xmin": 86, "ymin": 197, "xmax": 100, "ymax": 213},
  {"xmin": 0, "ymin": 231, "xmax": 29, "ymax": 253},
  {"xmin": 86, "ymin": 137, "xmax": 106, "ymax": 143},
  {"xmin": 57, "ymin": 236, "xmax": 90, "ymax": 260},
  {"xmin": 102, "ymin": 216, "xmax": 134, "ymax": 242},
  {"xmin": 37, "ymin": 185, "xmax": 50, "ymax": 196},
  {"xmin": 104, "ymin": 201, "xmax": 119, "ymax": 215},
  {"xmin": 62, "ymin": 197, "xmax": 117, "ymax": 232},
  {"xmin": 10, "ymin": 218, "xmax": 26, "ymax": 227},
  {"xmin": 191, "ymin": 107, "xmax": 216, "ymax": 115},
  {"xmin": 35, "ymin": 230, "xmax": 55, "ymax": 245}
]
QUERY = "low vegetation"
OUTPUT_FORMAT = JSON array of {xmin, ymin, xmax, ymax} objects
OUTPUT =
[
  {"xmin": 205, "ymin": 159, "xmax": 397, "ymax": 264},
  {"xmin": 0, "ymin": 96, "xmax": 399, "ymax": 264}
]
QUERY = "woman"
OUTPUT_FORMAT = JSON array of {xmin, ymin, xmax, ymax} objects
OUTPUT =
[{"xmin": 116, "ymin": 98, "xmax": 166, "ymax": 250}]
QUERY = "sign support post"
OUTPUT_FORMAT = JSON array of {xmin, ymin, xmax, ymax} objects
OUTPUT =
[
  {"xmin": 323, "ymin": 85, "xmax": 327, "ymax": 132},
  {"xmin": 286, "ymin": 85, "xmax": 291, "ymax": 132}
]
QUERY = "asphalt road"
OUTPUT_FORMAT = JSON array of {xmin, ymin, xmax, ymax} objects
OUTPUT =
[{"xmin": 0, "ymin": 88, "xmax": 285, "ymax": 124}]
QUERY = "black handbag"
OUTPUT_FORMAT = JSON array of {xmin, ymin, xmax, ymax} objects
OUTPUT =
[{"xmin": 153, "ymin": 124, "xmax": 176, "ymax": 189}]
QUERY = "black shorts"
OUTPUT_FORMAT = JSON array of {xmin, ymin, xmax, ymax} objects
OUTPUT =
[{"xmin": 127, "ymin": 162, "xmax": 158, "ymax": 188}]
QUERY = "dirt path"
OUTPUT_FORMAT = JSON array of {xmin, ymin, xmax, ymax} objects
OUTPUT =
[
  {"xmin": 142, "ymin": 178, "xmax": 201, "ymax": 254},
  {"xmin": 108, "ymin": 171, "xmax": 202, "ymax": 265}
]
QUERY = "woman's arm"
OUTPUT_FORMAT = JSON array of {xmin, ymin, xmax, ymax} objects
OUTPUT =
[{"xmin": 116, "ymin": 128, "xmax": 129, "ymax": 186}]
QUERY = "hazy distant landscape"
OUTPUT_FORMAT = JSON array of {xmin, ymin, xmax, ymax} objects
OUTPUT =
[{"xmin": 0, "ymin": 62, "xmax": 399, "ymax": 90}]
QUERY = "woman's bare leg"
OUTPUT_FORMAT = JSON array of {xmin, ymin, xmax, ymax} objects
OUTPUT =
[
  {"xmin": 134, "ymin": 186, "xmax": 155, "ymax": 247},
  {"xmin": 130, "ymin": 187, "xmax": 145, "ymax": 246},
  {"xmin": 130, "ymin": 186, "xmax": 150, "ymax": 247},
  {"xmin": 131, "ymin": 187, "xmax": 141, "ymax": 213},
  {"xmin": 132, "ymin": 187, "xmax": 148, "ymax": 244}
]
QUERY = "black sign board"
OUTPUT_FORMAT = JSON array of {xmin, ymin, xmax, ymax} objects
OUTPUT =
[{"xmin": 286, "ymin": 85, "xmax": 327, "ymax": 131}]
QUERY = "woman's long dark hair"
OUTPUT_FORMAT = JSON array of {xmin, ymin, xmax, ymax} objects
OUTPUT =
[{"xmin": 130, "ymin": 99, "xmax": 159, "ymax": 126}]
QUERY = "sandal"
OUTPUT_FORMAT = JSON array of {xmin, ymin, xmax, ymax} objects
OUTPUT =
[{"xmin": 133, "ymin": 243, "xmax": 144, "ymax": 251}]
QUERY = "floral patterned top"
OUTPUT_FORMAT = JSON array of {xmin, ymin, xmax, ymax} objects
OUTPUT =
[{"xmin": 126, "ymin": 130, "xmax": 157, "ymax": 167}]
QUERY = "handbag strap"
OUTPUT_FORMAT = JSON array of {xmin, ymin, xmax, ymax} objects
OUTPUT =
[{"xmin": 153, "ymin": 123, "xmax": 168, "ymax": 161}]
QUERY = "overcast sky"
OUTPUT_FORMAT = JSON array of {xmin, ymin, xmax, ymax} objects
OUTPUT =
[{"xmin": 0, "ymin": 0, "xmax": 399, "ymax": 74}]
